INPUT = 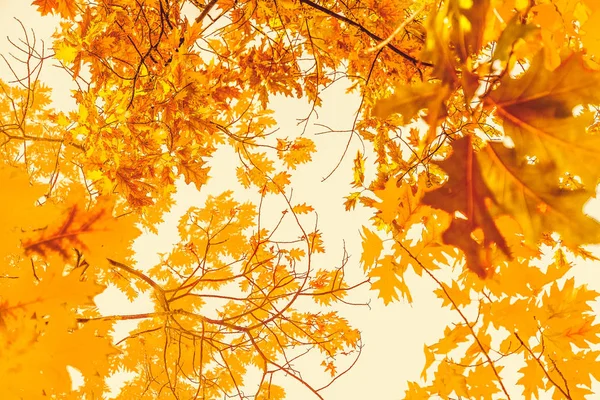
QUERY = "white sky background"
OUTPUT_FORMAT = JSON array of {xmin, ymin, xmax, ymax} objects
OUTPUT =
[{"xmin": 2, "ymin": 1, "xmax": 600, "ymax": 399}]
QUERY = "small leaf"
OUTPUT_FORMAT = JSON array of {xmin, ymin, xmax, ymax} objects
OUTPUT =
[
  {"xmin": 291, "ymin": 202, "xmax": 314, "ymax": 214},
  {"xmin": 352, "ymin": 150, "xmax": 365, "ymax": 187},
  {"xmin": 344, "ymin": 191, "xmax": 360, "ymax": 211}
]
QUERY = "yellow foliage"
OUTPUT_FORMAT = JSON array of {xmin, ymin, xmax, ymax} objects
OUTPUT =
[{"xmin": 3, "ymin": 0, "xmax": 600, "ymax": 398}]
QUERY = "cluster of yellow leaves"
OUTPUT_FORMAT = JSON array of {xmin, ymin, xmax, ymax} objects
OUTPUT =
[
  {"xmin": 408, "ymin": 246, "xmax": 600, "ymax": 400},
  {"xmin": 357, "ymin": 0, "xmax": 600, "ymax": 398},
  {"xmin": 3, "ymin": 0, "xmax": 377, "ymax": 396},
  {"xmin": 109, "ymin": 192, "xmax": 360, "ymax": 398}
]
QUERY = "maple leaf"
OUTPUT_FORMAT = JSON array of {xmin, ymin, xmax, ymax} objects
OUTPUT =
[
  {"xmin": 422, "ymin": 136, "xmax": 511, "ymax": 277},
  {"xmin": 0, "ymin": 164, "xmax": 57, "ymax": 262},
  {"xmin": 480, "ymin": 141, "xmax": 600, "ymax": 247},
  {"xmin": 492, "ymin": 14, "xmax": 540, "ymax": 67},
  {"xmin": 256, "ymin": 383, "xmax": 285, "ymax": 400},
  {"xmin": 32, "ymin": 0, "xmax": 58, "ymax": 15},
  {"xmin": 0, "ymin": 267, "xmax": 113, "ymax": 398},
  {"xmin": 488, "ymin": 52, "xmax": 600, "ymax": 188},
  {"xmin": 423, "ymin": 0, "xmax": 491, "ymax": 82},
  {"xmin": 581, "ymin": 9, "xmax": 600, "ymax": 58},
  {"xmin": 446, "ymin": 0, "xmax": 491, "ymax": 64},
  {"xmin": 373, "ymin": 82, "xmax": 446, "ymax": 123},
  {"xmin": 56, "ymin": 0, "xmax": 78, "ymax": 19}
]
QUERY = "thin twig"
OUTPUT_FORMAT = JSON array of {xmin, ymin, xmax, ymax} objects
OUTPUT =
[
  {"xmin": 366, "ymin": 4, "xmax": 427, "ymax": 54},
  {"xmin": 299, "ymin": 0, "xmax": 432, "ymax": 67}
]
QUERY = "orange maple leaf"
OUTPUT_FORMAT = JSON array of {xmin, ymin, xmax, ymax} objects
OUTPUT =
[
  {"xmin": 32, "ymin": 0, "xmax": 78, "ymax": 19},
  {"xmin": 32, "ymin": 0, "xmax": 58, "ymax": 15},
  {"xmin": 422, "ymin": 136, "xmax": 511, "ymax": 277}
]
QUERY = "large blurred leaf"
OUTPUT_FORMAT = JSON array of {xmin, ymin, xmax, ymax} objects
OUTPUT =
[
  {"xmin": 488, "ymin": 52, "xmax": 600, "ymax": 187},
  {"xmin": 480, "ymin": 141, "xmax": 600, "ymax": 247},
  {"xmin": 372, "ymin": 82, "xmax": 445, "ymax": 122},
  {"xmin": 422, "ymin": 136, "xmax": 510, "ymax": 277}
]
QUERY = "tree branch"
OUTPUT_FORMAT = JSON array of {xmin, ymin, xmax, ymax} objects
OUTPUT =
[{"xmin": 298, "ymin": 0, "xmax": 432, "ymax": 67}]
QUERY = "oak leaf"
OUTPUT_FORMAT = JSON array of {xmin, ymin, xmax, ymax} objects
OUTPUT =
[
  {"xmin": 371, "ymin": 178, "xmax": 422, "ymax": 228},
  {"xmin": 291, "ymin": 202, "xmax": 314, "ymax": 214},
  {"xmin": 277, "ymin": 136, "xmax": 316, "ymax": 169},
  {"xmin": 352, "ymin": 150, "xmax": 365, "ymax": 187},
  {"xmin": 23, "ymin": 192, "xmax": 140, "ymax": 268},
  {"xmin": 517, "ymin": 357, "xmax": 548, "ymax": 400},
  {"xmin": 176, "ymin": 148, "xmax": 211, "ymax": 191},
  {"xmin": 369, "ymin": 255, "xmax": 411, "ymax": 304}
]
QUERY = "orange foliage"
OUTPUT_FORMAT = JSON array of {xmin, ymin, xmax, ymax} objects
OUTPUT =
[{"xmin": 2, "ymin": 0, "xmax": 600, "ymax": 399}]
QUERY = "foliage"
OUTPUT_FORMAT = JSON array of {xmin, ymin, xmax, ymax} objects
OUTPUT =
[{"xmin": 1, "ymin": 0, "xmax": 600, "ymax": 399}]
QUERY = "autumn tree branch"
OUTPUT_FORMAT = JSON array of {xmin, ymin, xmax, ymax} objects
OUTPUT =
[
  {"xmin": 298, "ymin": 0, "xmax": 432, "ymax": 67},
  {"xmin": 395, "ymin": 241, "xmax": 512, "ymax": 399},
  {"xmin": 514, "ymin": 332, "xmax": 572, "ymax": 399}
]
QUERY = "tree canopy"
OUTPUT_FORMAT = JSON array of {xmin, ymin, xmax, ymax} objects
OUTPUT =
[{"xmin": 2, "ymin": 0, "xmax": 600, "ymax": 398}]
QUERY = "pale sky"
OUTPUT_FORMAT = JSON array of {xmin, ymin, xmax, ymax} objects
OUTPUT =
[{"xmin": 2, "ymin": 2, "xmax": 600, "ymax": 399}]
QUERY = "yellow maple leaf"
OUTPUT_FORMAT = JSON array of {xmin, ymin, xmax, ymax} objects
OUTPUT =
[{"xmin": 53, "ymin": 41, "xmax": 78, "ymax": 64}]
